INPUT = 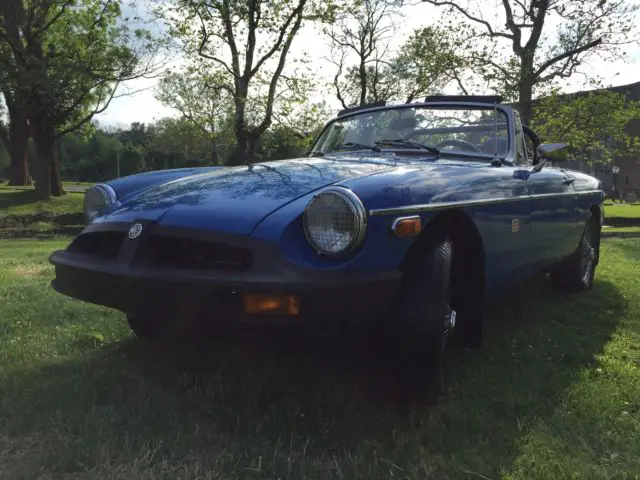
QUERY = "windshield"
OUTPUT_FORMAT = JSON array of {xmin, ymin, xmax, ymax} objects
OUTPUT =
[{"xmin": 312, "ymin": 105, "xmax": 509, "ymax": 159}]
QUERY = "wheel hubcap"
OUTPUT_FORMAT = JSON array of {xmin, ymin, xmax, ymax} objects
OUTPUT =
[
  {"xmin": 444, "ymin": 309, "xmax": 456, "ymax": 338},
  {"xmin": 581, "ymin": 229, "xmax": 595, "ymax": 284}
]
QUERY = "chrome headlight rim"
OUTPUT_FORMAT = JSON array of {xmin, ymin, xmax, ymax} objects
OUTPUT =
[
  {"xmin": 303, "ymin": 187, "xmax": 367, "ymax": 256},
  {"xmin": 84, "ymin": 183, "xmax": 117, "ymax": 222}
]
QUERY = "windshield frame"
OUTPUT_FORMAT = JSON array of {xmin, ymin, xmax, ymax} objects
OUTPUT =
[{"xmin": 309, "ymin": 102, "xmax": 516, "ymax": 164}]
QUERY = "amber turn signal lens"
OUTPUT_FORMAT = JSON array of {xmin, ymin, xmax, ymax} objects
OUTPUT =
[
  {"xmin": 243, "ymin": 294, "xmax": 300, "ymax": 315},
  {"xmin": 392, "ymin": 216, "xmax": 422, "ymax": 237}
]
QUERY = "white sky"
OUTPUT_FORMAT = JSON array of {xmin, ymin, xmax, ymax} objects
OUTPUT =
[{"xmin": 96, "ymin": 1, "xmax": 640, "ymax": 128}]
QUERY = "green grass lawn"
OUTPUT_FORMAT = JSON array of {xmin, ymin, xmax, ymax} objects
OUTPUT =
[
  {"xmin": 0, "ymin": 238, "xmax": 639, "ymax": 478},
  {"xmin": 0, "ymin": 189, "xmax": 84, "ymax": 236},
  {"xmin": 0, "ymin": 188, "xmax": 83, "ymax": 216},
  {"xmin": 603, "ymin": 226, "xmax": 640, "ymax": 233},
  {"xmin": 604, "ymin": 203, "xmax": 640, "ymax": 220}
]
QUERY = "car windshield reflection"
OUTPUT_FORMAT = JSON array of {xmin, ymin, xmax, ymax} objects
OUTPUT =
[{"xmin": 312, "ymin": 105, "xmax": 509, "ymax": 160}]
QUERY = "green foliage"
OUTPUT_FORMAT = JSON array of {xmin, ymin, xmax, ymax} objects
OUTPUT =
[
  {"xmin": 1, "ymin": 0, "xmax": 163, "ymax": 136},
  {"xmin": 159, "ymin": 0, "xmax": 336, "ymax": 162},
  {"xmin": 532, "ymin": 90, "xmax": 640, "ymax": 163},
  {"xmin": 155, "ymin": 69, "xmax": 235, "ymax": 163},
  {"xmin": 260, "ymin": 125, "xmax": 312, "ymax": 161},
  {"xmin": 327, "ymin": 1, "xmax": 467, "ymax": 107},
  {"xmin": 387, "ymin": 26, "xmax": 468, "ymax": 102}
]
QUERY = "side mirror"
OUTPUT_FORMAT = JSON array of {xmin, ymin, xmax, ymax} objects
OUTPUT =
[
  {"xmin": 531, "ymin": 143, "xmax": 568, "ymax": 173},
  {"xmin": 536, "ymin": 143, "xmax": 568, "ymax": 160}
]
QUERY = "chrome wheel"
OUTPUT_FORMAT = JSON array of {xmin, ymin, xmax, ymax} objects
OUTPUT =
[
  {"xmin": 581, "ymin": 227, "xmax": 595, "ymax": 285},
  {"xmin": 444, "ymin": 308, "xmax": 456, "ymax": 339}
]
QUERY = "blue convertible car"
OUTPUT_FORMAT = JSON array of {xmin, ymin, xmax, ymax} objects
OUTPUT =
[{"xmin": 50, "ymin": 96, "xmax": 604, "ymax": 399}]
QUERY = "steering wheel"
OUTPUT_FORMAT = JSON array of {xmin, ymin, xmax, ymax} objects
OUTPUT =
[{"xmin": 435, "ymin": 139, "xmax": 481, "ymax": 152}]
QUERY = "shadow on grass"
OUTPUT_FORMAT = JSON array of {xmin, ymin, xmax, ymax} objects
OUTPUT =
[
  {"xmin": 0, "ymin": 277, "xmax": 628, "ymax": 477},
  {"xmin": 0, "ymin": 190, "xmax": 40, "ymax": 210}
]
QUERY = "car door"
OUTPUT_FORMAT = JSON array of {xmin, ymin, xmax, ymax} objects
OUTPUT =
[
  {"xmin": 518, "ymin": 116, "xmax": 579, "ymax": 272},
  {"xmin": 527, "ymin": 168, "xmax": 579, "ymax": 267}
]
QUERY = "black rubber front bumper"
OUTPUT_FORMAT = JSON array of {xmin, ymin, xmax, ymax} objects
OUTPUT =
[{"xmin": 49, "ymin": 222, "xmax": 402, "ymax": 326}]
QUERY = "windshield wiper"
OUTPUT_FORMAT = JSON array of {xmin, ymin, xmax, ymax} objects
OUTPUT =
[
  {"xmin": 376, "ymin": 139, "xmax": 440, "ymax": 158},
  {"xmin": 309, "ymin": 151, "xmax": 325, "ymax": 157},
  {"xmin": 332, "ymin": 142, "xmax": 381, "ymax": 153}
]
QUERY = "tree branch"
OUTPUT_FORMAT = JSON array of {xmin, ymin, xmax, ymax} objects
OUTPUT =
[
  {"xmin": 501, "ymin": 0, "xmax": 523, "ymax": 55},
  {"xmin": 243, "ymin": 0, "xmax": 259, "ymax": 78},
  {"xmin": 534, "ymin": 38, "xmax": 602, "ymax": 77},
  {"xmin": 249, "ymin": 2, "xmax": 303, "ymax": 78},
  {"xmin": 423, "ymin": 1, "xmax": 514, "ymax": 40},
  {"xmin": 331, "ymin": 52, "xmax": 349, "ymax": 109},
  {"xmin": 220, "ymin": 0, "xmax": 241, "ymax": 78},
  {"xmin": 56, "ymin": 81, "xmax": 120, "ymax": 138},
  {"xmin": 32, "ymin": 0, "xmax": 75, "ymax": 39},
  {"xmin": 257, "ymin": 0, "xmax": 307, "ymax": 135}
]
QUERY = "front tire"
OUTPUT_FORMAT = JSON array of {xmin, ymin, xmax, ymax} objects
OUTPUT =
[
  {"xmin": 395, "ymin": 236, "xmax": 455, "ymax": 402},
  {"xmin": 127, "ymin": 314, "xmax": 167, "ymax": 340},
  {"xmin": 551, "ymin": 214, "xmax": 599, "ymax": 292}
]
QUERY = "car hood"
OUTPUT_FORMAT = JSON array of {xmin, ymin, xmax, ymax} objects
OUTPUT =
[{"xmin": 98, "ymin": 158, "xmax": 393, "ymax": 235}]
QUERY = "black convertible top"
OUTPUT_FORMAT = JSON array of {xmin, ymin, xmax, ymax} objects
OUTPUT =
[{"xmin": 424, "ymin": 95, "xmax": 503, "ymax": 104}]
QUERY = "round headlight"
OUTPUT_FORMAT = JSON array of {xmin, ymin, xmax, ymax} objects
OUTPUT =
[
  {"xmin": 84, "ymin": 184, "xmax": 117, "ymax": 222},
  {"xmin": 303, "ymin": 188, "xmax": 367, "ymax": 256}
]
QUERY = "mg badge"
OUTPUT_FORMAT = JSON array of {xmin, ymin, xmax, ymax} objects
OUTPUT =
[{"xmin": 128, "ymin": 223, "xmax": 143, "ymax": 239}]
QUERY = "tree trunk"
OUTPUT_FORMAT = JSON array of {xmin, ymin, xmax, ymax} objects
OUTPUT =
[
  {"xmin": 236, "ymin": 128, "xmax": 259, "ymax": 165},
  {"xmin": 518, "ymin": 85, "xmax": 534, "ymax": 126},
  {"xmin": 359, "ymin": 57, "xmax": 367, "ymax": 106},
  {"xmin": 30, "ymin": 114, "xmax": 64, "ymax": 199},
  {"xmin": 7, "ymin": 130, "xmax": 30, "ymax": 186},
  {"xmin": 4, "ymin": 103, "xmax": 31, "ymax": 186},
  {"xmin": 518, "ymin": 59, "xmax": 535, "ymax": 126},
  {"xmin": 211, "ymin": 144, "xmax": 219, "ymax": 165}
]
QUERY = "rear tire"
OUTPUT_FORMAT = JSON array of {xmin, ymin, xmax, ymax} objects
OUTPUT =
[
  {"xmin": 551, "ymin": 213, "xmax": 599, "ymax": 292},
  {"xmin": 395, "ymin": 236, "xmax": 454, "ymax": 403}
]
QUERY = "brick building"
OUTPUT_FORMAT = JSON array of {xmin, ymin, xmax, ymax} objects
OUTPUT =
[{"xmin": 537, "ymin": 81, "xmax": 640, "ymax": 201}]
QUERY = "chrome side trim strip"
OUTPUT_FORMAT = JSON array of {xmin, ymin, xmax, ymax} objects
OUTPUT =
[{"xmin": 369, "ymin": 190, "xmax": 602, "ymax": 216}]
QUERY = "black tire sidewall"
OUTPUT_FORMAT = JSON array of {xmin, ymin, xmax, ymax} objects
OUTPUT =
[
  {"xmin": 127, "ymin": 314, "xmax": 164, "ymax": 340},
  {"xmin": 551, "ymin": 213, "xmax": 599, "ymax": 292},
  {"xmin": 395, "ymin": 236, "xmax": 453, "ymax": 397}
]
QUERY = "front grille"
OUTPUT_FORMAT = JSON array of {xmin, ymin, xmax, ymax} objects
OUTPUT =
[
  {"xmin": 135, "ymin": 235, "xmax": 252, "ymax": 272},
  {"xmin": 67, "ymin": 231, "xmax": 125, "ymax": 258}
]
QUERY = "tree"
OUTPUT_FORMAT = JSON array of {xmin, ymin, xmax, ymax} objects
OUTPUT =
[
  {"xmin": 161, "ymin": 0, "xmax": 335, "ymax": 164},
  {"xmin": 532, "ymin": 89, "xmax": 640, "ymax": 164},
  {"xmin": 149, "ymin": 117, "xmax": 220, "ymax": 166},
  {"xmin": 155, "ymin": 68, "xmax": 234, "ymax": 164},
  {"xmin": 423, "ymin": 0, "xmax": 639, "ymax": 124},
  {"xmin": 386, "ymin": 26, "xmax": 469, "ymax": 102},
  {"xmin": 0, "ymin": 34, "xmax": 31, "ymax": 186},
  {"xmin": 0, "ymin": 89, "xmax": 31, "ymax": 186},
  {"xmin": 0, "ymin": 0, "xmax": 162, "ymax": 198},
  {"xmin": 326, "ymin": 2, "xmax": 468, "ymax": 107},
  {"xmin": 326, "ymin": 0, "xmax": 403, "ymax": 108}
]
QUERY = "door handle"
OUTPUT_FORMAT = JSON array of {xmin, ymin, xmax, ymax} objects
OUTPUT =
[{"xmin": 562, "ymin": 178, "xmax": 575, "ymax": 185}]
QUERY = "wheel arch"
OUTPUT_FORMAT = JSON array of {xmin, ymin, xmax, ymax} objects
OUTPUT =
[
  {"xmin": 589, "ymin": 204, "xmax": 602, "ymax": 230},
  {"xmin": 588, "ymin": 204, "xmax": 602, "ymax": 264},
  {"xmin": 401, "ymin": 209, "xmax": 486, "ymax": 312}
]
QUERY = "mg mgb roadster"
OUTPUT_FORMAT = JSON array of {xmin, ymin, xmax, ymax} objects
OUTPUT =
[{"xmin": 50, "ymin": 95, "xmax": 604, "ymax": 398}]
